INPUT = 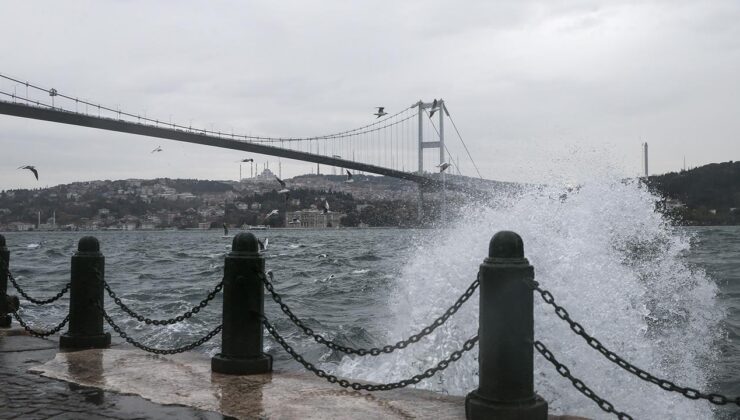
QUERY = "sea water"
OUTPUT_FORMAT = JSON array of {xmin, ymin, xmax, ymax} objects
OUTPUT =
[{"xmin": 4, "ymin": 177, "xmax": 738, "ymax": 419}]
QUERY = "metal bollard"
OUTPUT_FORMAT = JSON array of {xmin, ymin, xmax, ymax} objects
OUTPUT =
[
  {"xmin": 0, "ymin": 234, "xmax": 12, "ymax": 327},
  {"xmin": 466, "ymin": 231, "xmax": 548, "ymax": 419},
  {"xmin": 212, "ymin": 232, "xmax": 272, "ymax": 374},
  {"xmin": 59, "ymin": 237, "xmax": 111, "ymax": 350}
]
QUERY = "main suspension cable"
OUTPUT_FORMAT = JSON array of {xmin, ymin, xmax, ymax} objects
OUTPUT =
[{"xmin": 0, "ymin": 72, "xmax": 415, "ymax": 144}]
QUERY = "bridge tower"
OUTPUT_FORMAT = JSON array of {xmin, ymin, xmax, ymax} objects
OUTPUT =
[{"xmin": 415, "ymin": 99, "xmax": 446, "ymax": 224}]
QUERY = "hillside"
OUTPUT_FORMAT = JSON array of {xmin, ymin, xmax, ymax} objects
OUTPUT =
[
  {"xmin": 647, "ymin": 161, "xmax": 740, "ymax": 225},
  {"xmin": 0, "ymin": 174, "xmax": 430, "ymax": 231}
]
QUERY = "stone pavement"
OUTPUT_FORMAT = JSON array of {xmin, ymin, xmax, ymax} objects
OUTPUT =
[
  {"xmin": 0, "ymin": 328, "xmax": 222, "ymax": 420},
  {"xmin": 2, "ymin": 328, "xmax": 588, "ymax": 420}
]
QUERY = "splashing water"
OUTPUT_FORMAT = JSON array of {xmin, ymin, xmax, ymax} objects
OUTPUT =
[{"xmin": 336, "ymin": 173, "xmax": 724, "ymax": 419}]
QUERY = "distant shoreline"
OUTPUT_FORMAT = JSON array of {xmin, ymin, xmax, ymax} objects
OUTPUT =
[{"xmin": 0, "ymin": 226, "xmax": 407, "ymax": 234}]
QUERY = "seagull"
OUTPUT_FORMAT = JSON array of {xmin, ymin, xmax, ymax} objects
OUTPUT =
[
  {"xmin": 258, "ymin": 237, "xmax": 269, "ymax": 251},
  {"xmin": 151, "ymin": 146, "xmax": 163, "ymax": 153},
  {"xmin": 345, "ymin": 169, "xmax": 354, "ymax": 183},
  {"xmin": 318, "ymin": 253, "xmax": 328, "ymax": 259},
  {"xmin": 265, "ymin": 209, "xmax": 279, "ymax": 219},
  {"xmin": 429, "ymin": 99, "xmax": 439, "ymax": 118},
  {"xmin": 275, "ymin": 176, "xmax": 286, "ymax": 188},
  {"xmin": 437, "ymin": 162, "xmax": 452, "ymax": 172},
  {"xmin": 278, "ymin": 188, "xmax": 291, "ymax": 201},
  {"xmin": 322, "ymin": 200, "xmax": 330, "ymax": 214},
  {"xmin": 374, "ymin": 107, "xmax": 387, "ymax": 118},
  {"xmin": 241, "ymin": 158, "xmax": 253, "ymax": 163},
  {"xmin": 18, "ymin": 165, "xmax": 39, "ymax": 180}
]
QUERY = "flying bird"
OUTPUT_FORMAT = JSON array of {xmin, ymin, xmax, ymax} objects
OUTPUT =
[
  {"xmin": 275, "ymin": 176, "xmax": 286, "ymax": 188},
  {"xmin": 241, "ymin": 158, "xmax": 253, "ymax": 163},
  {"xmin": 278, "ymin": 188, "xmax": 290, "ymax": 201},
  {"xmin": 345, "ymin": 169, "xmax": 354, "ymax": 183},
  {"xmin": 374, "ymin": 107, "xmax": 387, "ymax": 118},
  {"xmin": 429, "ymin": 99, "xmax": 439, "ymax": 118},
  {"xmin": 151, "ymin": 146, "xmax": 163, "ymax": 153},
  {"xmin": 265, "ymin": 209, "xmax": 279, "ymax": 219},
  {"xmin": 258, "ymin": 237, "xmax": 269, "ymax": 251},
  {"xmin": 18, "ymin": 165, "xmax": 38, "ymax": 180},
  {"xmin": 437, "ymin": 162, "xmax": 452, "ymax": 172},
  {"xmin": 322, "ymin": 200, "xmax": 330, "ymax": 214}
]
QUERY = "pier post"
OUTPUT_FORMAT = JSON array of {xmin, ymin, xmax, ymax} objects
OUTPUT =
[
  {"xmin": 0, "ymin": 235, "xmax": 20, "ymax": 328},
  {"xmin": 1, "ymin": 234, "xmax": 14, "ymax": 327},
  {"xmin": 212, "ymin": 232, "xmax": 272, "ymax": 374},
  {"xmin": 60, "ymin": 237, "xmax": 111, "ymax": 350},
  {"xmin": 465, "ymin": 231, "xmax": 548, "ymax": 419}
]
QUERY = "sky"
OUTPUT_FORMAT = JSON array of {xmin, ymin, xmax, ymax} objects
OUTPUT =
[{"xmin": 1, "ymin": 0, "xmax": 739, "ymax": 190}]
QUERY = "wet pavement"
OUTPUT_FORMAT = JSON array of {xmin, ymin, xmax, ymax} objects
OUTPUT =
[
  {"xmin": 1, "ymin": 328, "xmax": 587, "ymax": 419},
  {"xmin": 0, "ymin": 328, "xmax": 222, "ymax": 420},
  {"xmin": 30, "ymin": 347, "xmax": 466, "ymax": 419}
]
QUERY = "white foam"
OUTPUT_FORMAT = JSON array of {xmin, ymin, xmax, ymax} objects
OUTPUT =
[{"xmin": 336, "ymin": 169, "xmax": 723, "ymax": 419}]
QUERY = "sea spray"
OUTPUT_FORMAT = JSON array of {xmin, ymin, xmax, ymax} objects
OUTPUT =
[{"xmin": 335, "ymin": 174, "xmax": 723, "ymax": 419}]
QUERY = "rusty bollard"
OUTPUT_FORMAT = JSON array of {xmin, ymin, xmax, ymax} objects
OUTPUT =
[
  {"xmin": 212, "ymin": 232, "xmax": 272, "ymax": 374},
  {"xmin": 59, "ymin": 237, "xmax": 111, "ymax": 350},
  {"xmin": 466, "ymin": 231, "xmax": 548, "ymax": 420},
  {"xmin": 0, "ymin": 234, "xmax": 12, "ymax": 327}
]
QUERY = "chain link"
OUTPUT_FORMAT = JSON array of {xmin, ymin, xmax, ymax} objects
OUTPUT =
[
  {"xmin": 262, "ymin": 270, "xmax": 479, "ymax": 356},
  {"xmin": 263, "ymin": 316, "xmax": 478, "ymax": 391},
  {"xmin": 12, "ymin": 311, "xmax": 69, "ymax": 338},
  {"xmin": 535, "ymin": 340, "xmax": 633, "ymax": 420},
  {"xmin": 96, "ymin": 301, "xmax": 222, "ymax": 354},
  {"xmin": 103, "ymin": 279, "xmax": 223, "ymax": 325},
  {"xmin": 5, "ymin": 267, "xmax": 70, "ymax": 305},
  {"xmin": 525, "ymin": 278, "xmax": 740, "ymax": 407}
]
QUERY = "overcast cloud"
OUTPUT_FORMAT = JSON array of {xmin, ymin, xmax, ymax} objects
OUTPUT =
[{"xmin": 1, "ymin": 0, "xmax": 739, "ymax": 190}]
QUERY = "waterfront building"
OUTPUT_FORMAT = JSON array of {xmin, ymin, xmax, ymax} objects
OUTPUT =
[{"xmin": 285, "ymin": 209, "xmax": 345, "ymax": 228}]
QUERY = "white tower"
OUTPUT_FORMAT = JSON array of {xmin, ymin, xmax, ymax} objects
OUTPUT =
[{"xmin": 643, "ymin": 142, "xmax": 649, "ymax": 177}]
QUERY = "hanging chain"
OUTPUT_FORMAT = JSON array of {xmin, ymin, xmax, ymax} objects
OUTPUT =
[
  {"xmin": 97, "ymin": 301, "xmax": 222, "ymax": 355},
  {"xmin": 12, "ymin": 311, "xmax": 69, "ymax": 338},
  {"xmin": 103, "ymin": 279, "xmax": 223, "ymax": 325},
  {"xmin": 263, "ymin": 316, "xmax": 478, "ymax": 391},
  {"xmin": 525, "ymin": 278, "xmax": 740, "ymax": 407},
  {"xmin": 3, "ymin": 261, "xmax": 70, "ymax": 305},
  {"xmin": 261, "ymin": 270, "xmax": 479, "ymax": 356},
  {"xmin": 535, "ymin": 340, "xmax": 633, "ymax": 420}
]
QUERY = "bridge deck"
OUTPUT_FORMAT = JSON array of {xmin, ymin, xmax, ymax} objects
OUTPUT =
[{"xmin": 0, "ymin": 101, "xmax": 445, "ymax": 189}]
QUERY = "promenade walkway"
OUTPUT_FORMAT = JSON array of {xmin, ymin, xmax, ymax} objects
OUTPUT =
[
  {"xmin": 1, "ymin": 328, "xmax": 222, "ymax": 419},
  {"xmin": 2, "ymin": 329, "xmax": 587, "ymax": 420},
  {"xmin": 2, "ymin": 328, "xmax": 472, "ymax": 419}
]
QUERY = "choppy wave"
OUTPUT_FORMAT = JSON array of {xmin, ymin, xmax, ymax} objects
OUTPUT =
[
  {"xmin": 2, "ymin": 172, "xmax": 736, "ymax": 418},
  {"xmin": 335, "ymin": 174, "xmax": 725, "ymax": 419}
]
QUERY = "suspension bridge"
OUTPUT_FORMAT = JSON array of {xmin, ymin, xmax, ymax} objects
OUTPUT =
[{"xmin": 0, "ymin": 73, "xmax": 484, "ymax": 197}]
